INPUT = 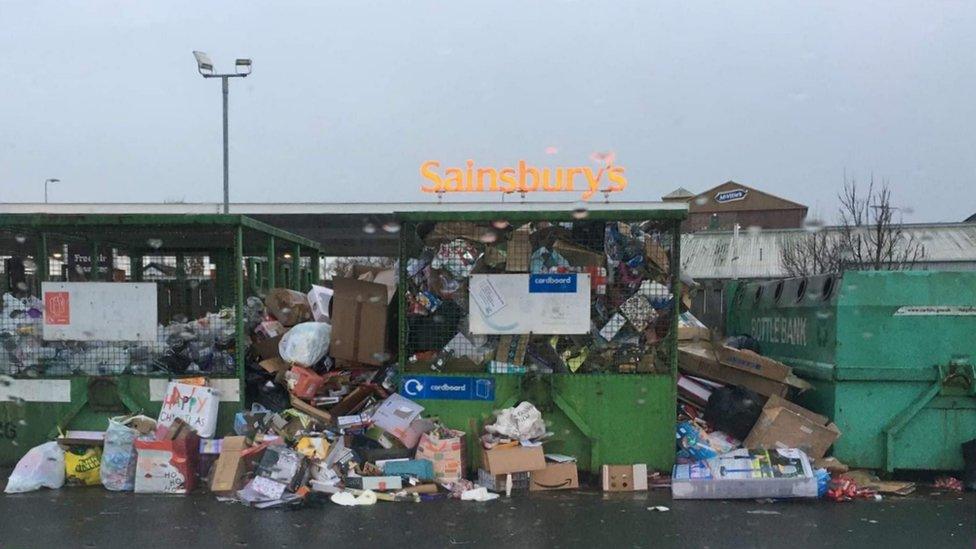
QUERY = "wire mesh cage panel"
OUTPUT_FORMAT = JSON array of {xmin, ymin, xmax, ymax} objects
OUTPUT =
[
  {"xmin": 400, "ymin": 215, "xmax": 680, "ymax": 375},
  {"xmin": 0, "ymin": 215, "xmax": 320, "ymax": 378}
]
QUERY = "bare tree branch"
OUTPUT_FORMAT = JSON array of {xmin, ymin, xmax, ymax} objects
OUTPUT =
[{"xmin": 780, "ymin": 175, "xmax": 924, "ymax": 276}]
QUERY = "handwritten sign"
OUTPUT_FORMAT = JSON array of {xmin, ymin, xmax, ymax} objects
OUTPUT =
[{"xmin": 157, "ymin": 381, "xmax": 219, "ymax": 437}]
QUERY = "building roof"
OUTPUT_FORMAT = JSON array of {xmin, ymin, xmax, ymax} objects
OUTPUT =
[
  {"xmin": 681, "ymin": 223, "xmax": 976, "ymax": 279},
  {"xmin": 690, "ymin": 180, "xmax": 807, "ymax": 212},
  {"xmin": 662, "ymin": 187, "xmax": 695, "ymax": 200}
]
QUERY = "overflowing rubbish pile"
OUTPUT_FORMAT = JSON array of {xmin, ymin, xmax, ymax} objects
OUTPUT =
[
  {"xmin": 0, "ymin": 291, "xmax": 242, "ymax": 376},
  {"xmin": 3, "ymin": 275, "xmax": 589, "ymax": 504},
  {"xmin": 667, "ymin": 310, "xmax": 971, "ymax": 500},
  {"xmin": 402, "ymin": 220, "xmax": 677, "ymax": 374}
]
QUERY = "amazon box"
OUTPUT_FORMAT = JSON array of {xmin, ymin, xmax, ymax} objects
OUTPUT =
[
  {"xmin": 331, "ymin": 277, "xmax": 390, "ymax": 366},
  {"xmin": 718, "ymin": 346, "xmax": 791, "ymax": 382},
  {"xmin": 482, "ymin": 445, "xmax": 547, "ymax": 475},
  {"xmin": 678, "ymin": 345, "xmax": 808, "ymax": 399},
  {"xmin": 744, "ymin": 395, "xmax": 841, "ymax": 459},
  {"xmin": 530, "ymin": 461, "xmax": 579, "ymax": 491}
]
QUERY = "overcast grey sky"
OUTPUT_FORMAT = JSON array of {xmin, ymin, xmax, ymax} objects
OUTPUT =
[{"xmin": 1, "ymin": 1, "xmax": 974, "ymax": 222}]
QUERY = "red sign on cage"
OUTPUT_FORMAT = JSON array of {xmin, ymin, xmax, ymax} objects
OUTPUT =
[{"xmin": 44, "ymin": 291, "xmax": 70, "ymax": 325}]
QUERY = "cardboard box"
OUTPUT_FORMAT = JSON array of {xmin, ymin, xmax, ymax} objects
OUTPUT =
[
  {"xmin": 677, "ymin": 311, "xmax": 710, "ymax": 341},
  {"xmin": 265, "ymin": 288, "xmax": 312, "ymax": 327},
  {"xmin": 289, "ymin": 394, "xmax": 333, "ymax": 424},
  {"xmin": 371, "ymin": 394, "xmax": 424, "ymax": 446},
  {"xmin": 134, "ymin": 420, "xmax": 200, "ymax": 494},
  {"xmin": 256, "ymin": 446, "xmax": 308, "ymax": 491},
  {"xmin": 482, "ymin": 445, "xmax": 547, "ymax": 475},
  {"xmin": 478, "ymin": 469, "xmax": 530, "ymax": 493},
  {"xmin": 601, "ymin": 464, "xmax": 648, "ymax": 491},
  {"xmin": 253, "ymin": 334, "xmax": 285, "ymax": 360},
  {"xmin": 744, "ymin": 395, "xmax": 841, "ymax": 459},
  {"xmin": 330, "ymin": 277, "xmax": 390, "ymax": 366},
  {"xmin": 671, "ymin": 448, "xmax": 818, "ymax": 500},
  {"xmin": 329, "ymin": 385, "xmax": 375, "ymax": 417},
  {"xmin": 415, "ymin": 430, "xmax": 466, "ymax": 484},
  {"xmin": 678, "ymin": 345, "xmax": 793, "ymax": 399},
  {"xmin": 210, "ymin": 436, "xmax": 250, "ymax": 495},
  {"xmin": 529, "ymin": 461, "xmax": 579, "ymax": 491},
  {"xmin": 718, "ymin": 346, "xmax": 791, "ymax": 382},
  {"xmin": 644, "ymin": 239, "xmax": 670, "ymax": 273},
  {"xmin": 505, "ymin": 225, "xmax": 532, "ymax": 272},
  {"xmin": 306, "ymin": 284, "xmax": 334, "ymax": 323},
  {"xmin": 381, "ymin": 459, "xmax": 435, "ymax": 481},
  {"xmin": 345, "ymin": 475, "xmax": 402, "ymax": 491},
  {"xmin": 552, "ymin": 240, "xmax": 604, "ymax": 267}
]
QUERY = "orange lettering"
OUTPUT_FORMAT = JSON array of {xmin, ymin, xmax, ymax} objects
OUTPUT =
[{"xmin": 420, "ymin": 161, "xmax": 442, "ymax": 192}]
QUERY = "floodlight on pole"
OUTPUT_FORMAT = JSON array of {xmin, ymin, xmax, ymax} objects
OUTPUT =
[
  {"xmin": 192, "ymin": 50, "xmax": 251, "ymax": 214},
  {"xmin": 44, "ymin": 178, "xmax": 60, "ymax": 203}
]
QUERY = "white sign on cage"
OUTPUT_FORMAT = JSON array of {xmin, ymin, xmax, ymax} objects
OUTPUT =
[
  {"xmin": 42, "ymin": 282, "xmax": 158, "ymax": 341},
  {"xmin": 468, "ymin": 274, "xmax": 590, "ymax": 335}
]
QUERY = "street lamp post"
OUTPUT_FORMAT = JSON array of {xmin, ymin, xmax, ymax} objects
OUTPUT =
[
  {"xmin": 192, "ymin": 51, "xmax": 252, "ymax": 214},
  {"xmin": 44, "ymin": 178, "xmax": 60, "ymax": 203}
]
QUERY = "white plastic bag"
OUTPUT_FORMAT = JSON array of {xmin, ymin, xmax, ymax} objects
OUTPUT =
[
  {"xmin": 4, "ymin": 441, "xmax": 65, "ymax": 493},
  {"xmin": 484, "ymin": 402, "xmax": 547, "ymax": 440},
  {"xmin": 101, "ymin": 415, "xmax": 157, "ymax": 491},
  {"xmin": 278, "ymin": 322, "xmax": 332, "ymax": 366}
]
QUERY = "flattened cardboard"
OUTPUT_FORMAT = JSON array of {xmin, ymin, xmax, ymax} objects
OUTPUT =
[
  {"xmin": 601, "ymin": 464, "xmax": 648, "ymax": 491},
  {"xmin": 289, "ymin": 394, "xmax": 333, "ymax": 424},
  {"xmin": 743, "ymin": 395, "xmax": 840, "ymax": 459},
  {"xmin": 552, "ymin": 240, "xmax": 603, "ymax": 267},
  {"xmin": 678, "ymin": 345, "xmax": 788, "ymax": 399},
  {"xmin": 482, "ymin": 445, "xmax": 547, "ymax": 475},
  {"xmin": 210, "ymin": 436, "xmax": 249, "ymax": 495},
  {"xmin": 505, "ymin": 225, "xmax": 532, "ymax": 272},
  {"xmin": 718, "ymin": 346, "xmax": 791, "ymax": 382},
  {"xmin": 330, "ymin": 278, "xmax": 390, "ymax": 366},
  {"xmin": 495, "ymin": 334, "xmax": 529, "ymax": 365},
  {"xmin": 529, "ymin": 461, "xmax": 579, "ymax": 491}
]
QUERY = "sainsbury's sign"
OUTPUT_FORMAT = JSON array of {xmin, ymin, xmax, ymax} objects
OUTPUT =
[{"xmin": 420, "ymin": 160, "xmax": 627, "ymax": 200}]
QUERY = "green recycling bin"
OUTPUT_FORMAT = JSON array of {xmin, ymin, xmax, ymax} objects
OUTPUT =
[
  {"xmin": 0, "ymin": 214, "xmax": 321, "ymax": 465},
  {"xmin": 726, "ymin": 271, "xmax": 976, "ymax": 471},
  {"xmin": 396, "ymin": 206, "xmax": 686, "ymax": 474}
]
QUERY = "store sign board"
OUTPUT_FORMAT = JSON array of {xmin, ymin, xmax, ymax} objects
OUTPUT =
[{"xmin": 420, "ymin": 160, "xmax": 627, "ymax": 200}]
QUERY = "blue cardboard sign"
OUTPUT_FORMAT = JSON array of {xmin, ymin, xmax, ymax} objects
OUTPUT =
[
  {"xmin": 528, "ymin": 273, "xmax": 577, "ymax": 293},
  {"xmin": 400, "ymin": 375, "xmax": 495, "ymax": 401}
]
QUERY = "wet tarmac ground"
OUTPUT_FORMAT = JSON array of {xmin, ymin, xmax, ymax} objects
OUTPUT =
[{"xmin": 0, "ymin": 482, "xmax": 973, "ymax": 549}]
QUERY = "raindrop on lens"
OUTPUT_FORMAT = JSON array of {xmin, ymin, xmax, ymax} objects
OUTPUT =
[
  {"xmin": 572, "ymin": 202, "xmax": 589, "ymax": 220},
  {"xmin": 491, "ymin": 220, "xmax": 509, "ymax": 230},
  {"xmin": 746, "ymin": 225, "xmax": 762, "ymax": 236},
  {"xmin": 694, "ymin": 196, "xmax": 708, "ymax": 206},
  {"xmin": 381, "ymin": 221, "xmax": 401, "ymax": 234},
  {"xmin": 362, "ymin": 222, "xmax": 377, "ymax": 235},
  {"xmin": 803, "ymin": 219, "xmax": 824, "ymax": 233},
  {"xmin": 479, "ymin": 231, "xmax": 498, "ymax": 244},
  {"xmin": 14, "ymin": 235, "xmax": 26, "ymax": 244},
  {"xmin": 147, "ymin": 238, "xmax": 163, "ymax": 249},
  {"xmin": 23, "ymin": 259, "xmax": 36, "ymax": 270}
]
